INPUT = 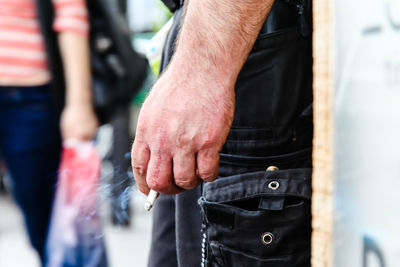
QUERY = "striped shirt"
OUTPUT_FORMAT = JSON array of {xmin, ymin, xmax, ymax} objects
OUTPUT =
[{"xmin": 0, "ymin": 0, "xmax": 89, "ymax": 86}]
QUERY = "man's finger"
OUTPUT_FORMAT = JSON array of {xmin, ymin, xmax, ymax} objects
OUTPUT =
[
  {"xmin": 196, "ymin": 149, "xmax": 219, "ymax": 182},
  {"xmin": 147, "ymin": 151, "xmax": 183, "ymax": 194},
  {"xmin": 131, "ymin": 142, "xmax": 151, "ymax": 194},
  {"xmin": 173, "ymin": 151, "xmax": 202, "ymax": 190}
]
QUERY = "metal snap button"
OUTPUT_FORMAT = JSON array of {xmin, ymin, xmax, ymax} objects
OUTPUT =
[
  {"xmin": 268, "ymin": 180, "xmax": 280, "ymax": 190},
  {"xmin": 261, "ymin": 232, "xmax": 274, "ymax": 245},
  {"xmin": 266, "ymin": 166, "xmax": 279, "ymax": 171}
]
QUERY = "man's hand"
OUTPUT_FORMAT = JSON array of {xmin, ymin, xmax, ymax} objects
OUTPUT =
[
  {"xmin": 60, "ymin": 102, "xmax": 98, "ymax": 141},
  {"xmin": 131, "ymin": 67, "xmax": 235, "ymax": 195},
  {"xmin": 131, "ymin": 0, "xmax": 273, "ymax": 195}
]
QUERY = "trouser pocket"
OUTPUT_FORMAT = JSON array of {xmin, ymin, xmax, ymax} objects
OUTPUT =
[
  {"xmin": 219, "ymin": 147, "xmax": 311, "ymax": 177},
  {"xmin": 199, "ymin": 168, "xmax": 311, "ymax": 267}
]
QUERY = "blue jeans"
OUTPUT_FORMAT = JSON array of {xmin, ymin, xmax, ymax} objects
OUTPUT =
[{"xmin": 0, "ymin": 85, "xmax": 62, "ymax": 263}]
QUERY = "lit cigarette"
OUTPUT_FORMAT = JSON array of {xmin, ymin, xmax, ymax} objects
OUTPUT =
[{"xmin": 144, "ymin": 190, "xmax": 159, "ymax": 211}]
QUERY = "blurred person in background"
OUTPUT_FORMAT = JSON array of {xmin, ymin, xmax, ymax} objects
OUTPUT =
[{"xmin": 0, "ymin": 0, "xmax": 97, "ymax": 264}]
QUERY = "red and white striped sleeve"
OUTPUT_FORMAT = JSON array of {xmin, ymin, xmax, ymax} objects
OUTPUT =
[{"xmin": 52, "ymin": 0, "xmax": 89, "ymax": 36}]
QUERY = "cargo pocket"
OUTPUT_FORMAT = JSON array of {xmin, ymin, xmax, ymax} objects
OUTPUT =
[
  {"xmin": 199, "ymin": 168, "xmax": 311, "ymax": 267},
  {"xmin": 219, "ymin": 147, "xmax": 312, "ymax": 177}
]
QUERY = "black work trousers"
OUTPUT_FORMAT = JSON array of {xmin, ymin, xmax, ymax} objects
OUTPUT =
[{"xmin": 148, "ymin": 1, "xmax": 313, "ymax": 266}]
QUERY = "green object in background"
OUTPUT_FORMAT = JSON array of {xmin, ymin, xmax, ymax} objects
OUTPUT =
[
  {"xmin": 131, "ymin": 34, "xmax": 157, "ymax": 106},
  {"xmin": 133, "ymin": 88, "xmax": 149, "ymax": 105},
  {"xmin": 144, "ymin": 18, "xmax": 173, "ymax": 76},
  {"xmin": 130, "ymin": 15, "xmax": 174, "ymax": 106},
  {"xmin": 132, "ymin": 67, "xmax": 156, "ymax": 105},
  {"xmin": 151, "ymin": 1, "xmax": 173, "ymax": 32},
  {"xmin": 150, "ymin": 58, "xmax": 161, "ymax": 77}
]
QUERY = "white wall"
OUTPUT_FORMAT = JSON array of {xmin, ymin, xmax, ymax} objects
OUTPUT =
[{"xmin": 334, "ymin": 1, "xmax": 400, "ymax": 266}]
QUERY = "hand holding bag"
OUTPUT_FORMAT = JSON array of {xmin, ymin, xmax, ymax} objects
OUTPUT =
[{"xmin": 46, "ymin": 140, "xmax": 108, "ymax": 267}]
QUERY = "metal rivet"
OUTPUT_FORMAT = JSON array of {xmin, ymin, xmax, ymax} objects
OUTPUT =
[
  {"xmin": 261, "ymin": 232, "xmax": 274, "ymax": 245},
  {"xmin": 266, "ymin": 166, "xmax": 279, "ymax": 171},
  {"xmin": 268, "ymin": 181, "xmax": 280, "ymax": 190}
]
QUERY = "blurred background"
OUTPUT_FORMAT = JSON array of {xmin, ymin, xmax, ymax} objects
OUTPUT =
[
  {"xmin": 0, "ymin": 0, "xmax": 171, "ymax": 266},
  {"xmin": 2, "ymin": 0, "xmax": 398, "ymax": 266}
]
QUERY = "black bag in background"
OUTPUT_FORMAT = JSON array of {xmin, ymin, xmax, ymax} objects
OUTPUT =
[
  {"xmin": 36, "ymin": 0, "xmax": 148, "ymax": 124},
  {"xmin": 161, "ymin": 0, "xmax": 182, "ymax": 12},
  {"xmin": 88, "ymin": 0, "xmax": 147, "ymax": 123}
]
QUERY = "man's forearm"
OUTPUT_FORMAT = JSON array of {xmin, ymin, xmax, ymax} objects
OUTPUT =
[
  {"xmin": 131, "ymin": 0, "xmax": 275, "ymax": 195},
  {"xmin": 171, "ymin": 0, "xmax": 274, "ymax": 87}
]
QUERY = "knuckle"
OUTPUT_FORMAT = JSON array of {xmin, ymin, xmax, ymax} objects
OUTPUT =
[
  {"xmin": 198, "ymin": 170, "xmax": 216, "ymax": 182},
  {"xmin": 173, "ymin": 169, "xmax": 189, "ymax": 181},
  {"xmin": 132, "ymin": 165, "xmax": 146, "ymax": 177},
  {"xmin": 175, "ymin": 179, "xmax": 196, "ymax": 189},
  {"xmin": 148, "ymin": 179, "xmax": 169, "ymax": 192},
  {"xmin": 131, "ymin": 140, "xmax": 146, "ymax": 152},
  {"xmin": 135, "ymin": 123, "xmax": 146, "ymax": 134},
  {"xmin": 175, "ymin": 133, "xmax": 192, "ymax": 149},
  {"xmin": 201, "ymin": 131, "xmax": 220, "ymax": 148},
  {"xmin": 198, "ymin": 149, "xmax": 219, "ymax": 163}
]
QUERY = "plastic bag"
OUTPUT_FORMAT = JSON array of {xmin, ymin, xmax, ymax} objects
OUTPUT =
[{"xmin": 46, "ymin": 140, "xmax": 108, "ymax": 267}]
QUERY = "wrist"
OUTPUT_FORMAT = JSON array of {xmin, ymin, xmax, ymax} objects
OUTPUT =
[
  {"xmin": 65, "ymin": 87, "xmax": 93, "ymax": 108},
  {"xmin": 169, "ymin": 52, "xmax": 237, "ymax": 92},
  {"xmin": 64, "ymin": 100, "xmax": 93, "ymax": 110}
]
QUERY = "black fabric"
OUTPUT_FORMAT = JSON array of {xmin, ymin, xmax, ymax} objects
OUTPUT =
[
  {"xmin": 35, "ymin": 0, "xmax": 65, "ymax": 112},
  {"xmin": 175, "ymin": 187, "xmax": 203, "ymax": 267},
  {"xmin": 147, "ymin": 188, "xmax": 203, "ymax": 267},
  {"xmin": 87, "ymin": 0, "xmax": 148, "ymax": 123},
  {"xmin": 147, "ymin": 195, "xmax": 179, "ymax": 267},
  {"xmin": 161, "ymin": 0, "xmax": 181, "ymax": 13},
  {"xmin": 160, "ymin": 8, "xmax": 184, "ymax": 73},
  {"xmin": 200, "ymin": 169, "xmax": 312, "ymax": 267},
  {"xmin": 149, "ymin": 0, "xmax": 313, "ymax": 266}
]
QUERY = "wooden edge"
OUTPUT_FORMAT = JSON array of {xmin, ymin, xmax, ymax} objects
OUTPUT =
[{"xmin": 312, "ymin": 0, "xmax": 334, "ymax": 266}]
